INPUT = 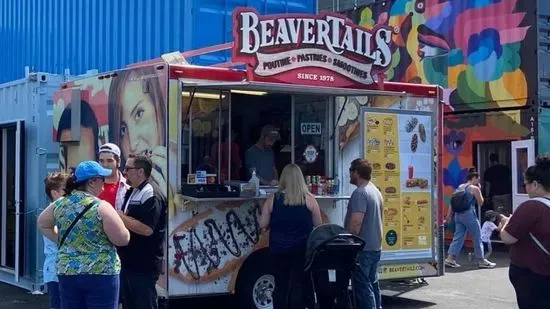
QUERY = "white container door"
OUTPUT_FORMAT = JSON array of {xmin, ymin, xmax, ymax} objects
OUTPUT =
[
  {"xmin": 0, "ymin": 120, "xmax": 24, "ymax": 282},
  {"xmin": 511, "ymin": 139, "xmax": 535, "ymax": 213}
]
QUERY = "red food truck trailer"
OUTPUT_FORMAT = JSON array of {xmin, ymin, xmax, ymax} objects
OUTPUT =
[{"xmin": 52, "ymin": 7, "xmax": 445, "ymax": 308}]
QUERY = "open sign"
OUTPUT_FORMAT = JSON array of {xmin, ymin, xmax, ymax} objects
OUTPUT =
[{"xmin": 300, "ymin": 123, "xmax": 322, "ymax": 135}]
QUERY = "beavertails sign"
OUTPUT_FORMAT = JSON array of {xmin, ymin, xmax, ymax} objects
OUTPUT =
[{"xmin": 232, "ymin": 8, "xmax": 394, "ymax": 88}]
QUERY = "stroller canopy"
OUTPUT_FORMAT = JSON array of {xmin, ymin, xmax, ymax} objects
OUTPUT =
[
  {"xmin": 306, "ymin": 224, "xmax": 347, "ymax": 253},
  {"xmin": 304, "ymin": 224, "xmax": 364, "ymax": 270}
]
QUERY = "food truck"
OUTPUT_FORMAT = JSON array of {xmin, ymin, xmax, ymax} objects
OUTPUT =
[{"xmin": 52, "ymin": 8, "xmax": 445, "ymax": 308}]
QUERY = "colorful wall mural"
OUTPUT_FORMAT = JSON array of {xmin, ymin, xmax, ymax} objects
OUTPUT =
[
  {"xmin": 346, "ymin": 0, "xmax": 537, "ymax": 223},
  {"xmin": 347, "ymin": 0, "xmax": 536, "ymax": 111}
]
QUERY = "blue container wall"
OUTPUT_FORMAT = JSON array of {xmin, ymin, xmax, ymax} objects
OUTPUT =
[
  {"xmin": 0, "ymin": 0, "xmax": 316, "ymax": 83},
  {"xmin": 0, "ymin": 73, "xmax": 66, "ymax": 289}
]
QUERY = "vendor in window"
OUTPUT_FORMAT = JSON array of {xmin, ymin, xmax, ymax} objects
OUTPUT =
[
  {"xmin": 246, "ymin": 124, "xmax": 280, "ymax": 186},
  {"xmin": 210, "ymin": 124, "xmax": 243, "ymax": 181}
]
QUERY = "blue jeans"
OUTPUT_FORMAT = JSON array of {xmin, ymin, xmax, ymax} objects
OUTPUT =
[
  {"xmin": 47, "ymin": 281, "xmax": 60, "ymax": 309},
  {"xmin": 353, "ymin": 250, "xmax": 382, "ymax": 309},
  {"xmin": 448, "ymin": 209, "xmax": 484, "ymax": 259},
  {"xmin": 58, "ymin": 274, "xmax": 119, "ymax": 309}
]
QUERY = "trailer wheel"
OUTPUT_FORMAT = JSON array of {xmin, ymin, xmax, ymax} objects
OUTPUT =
[{"xmin": 235, "ymin": 249, "xmax": 275, "ymax": 309}]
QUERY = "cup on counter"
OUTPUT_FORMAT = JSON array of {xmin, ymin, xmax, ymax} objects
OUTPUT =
[{"xmin": 206, "ymin": 174, "xmax": 217, "ymax": 184}]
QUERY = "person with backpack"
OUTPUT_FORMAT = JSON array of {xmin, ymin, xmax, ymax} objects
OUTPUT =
[
  {"xmin": 444, "ymin": 170, "xmax": 496, "ymax": 269},
  {"xmin": 500, "ymin": 155, "xmax": 550, "ymax": 308}
]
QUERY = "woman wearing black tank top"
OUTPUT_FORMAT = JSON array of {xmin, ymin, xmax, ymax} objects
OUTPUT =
[{"xmin": 260, "ymin": 164, "xmax": 322, "ymax": 309}]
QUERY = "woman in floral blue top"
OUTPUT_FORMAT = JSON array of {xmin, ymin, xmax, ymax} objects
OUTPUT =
[{"xmin": 38, "ymin": 161, "xmax": 130, "ymax": 309}]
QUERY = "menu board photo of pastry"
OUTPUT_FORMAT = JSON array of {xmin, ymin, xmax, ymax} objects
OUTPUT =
[
  {"xmin": 398, "ymin": 115, "xmax": 432, "ymax": 155},
  {"xmin": 396, "ymin": 114, "xmax": 432, "ymax": 192},
  {"xmin": 400, "ymin": 155, "xmax": 431, "ymax": 192}
]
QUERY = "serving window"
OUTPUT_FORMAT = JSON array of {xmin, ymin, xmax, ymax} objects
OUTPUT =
[
  {"xmin": 293, "ymin": 96, "xmax": 331, "ymax": 178},
  {"xmin": 177, "ymin": 85, "xmax": 335, "ymax": 189},
  {"xmin": 180, "ymin": 90, "xmax": 230, "ymax": 180}
]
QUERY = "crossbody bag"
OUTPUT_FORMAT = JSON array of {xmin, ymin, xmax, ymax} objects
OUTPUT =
[
  {"xmin": 58, "ymin": 201, "xmax": 97, "ymax": 248},
  {"xmin": 526, "ymin": 197, "xmax": 550, "ymax": 256}
]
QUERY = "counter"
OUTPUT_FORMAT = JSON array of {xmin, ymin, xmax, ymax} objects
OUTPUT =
[{"xmin": 180, "ymin": 194, "xmax": 351, "ymax": 202}]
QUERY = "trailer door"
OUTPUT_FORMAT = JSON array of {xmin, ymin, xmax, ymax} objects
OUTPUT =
[
  {"xmin": 0, "ymin": 120, "xmax": 24, "ymax": 282},
  {"xmin": 511, "ymin": 139, "xmax": 535, "ymax": 213}
]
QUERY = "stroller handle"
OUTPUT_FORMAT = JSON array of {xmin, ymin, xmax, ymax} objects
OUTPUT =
[
  {"xmin": 313, "ymin": 233, "xmax": 366, "ymax": 251},
  {"xmin": 331, "ymin": 233, "xmax": 365, "ymax": 245}
]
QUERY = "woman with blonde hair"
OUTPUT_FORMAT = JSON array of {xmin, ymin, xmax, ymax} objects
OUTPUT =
[{"xmin": 260, "ymin": 163, "xmax": 322, "ymax": 309}]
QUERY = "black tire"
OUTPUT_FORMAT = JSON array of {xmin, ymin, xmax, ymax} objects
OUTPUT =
[{"xmin": 235, "ymin": 249, "xmax": 275, "ymax": 309}]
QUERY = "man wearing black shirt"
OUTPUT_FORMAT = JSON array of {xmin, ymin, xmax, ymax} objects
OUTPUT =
[
  {"xmin": 483, "ymin": 153, "xmax": 512, "ymax": 214},
  {"xmin": 117, "ymin": 154, "xmax": 166, "ymax": 309}
]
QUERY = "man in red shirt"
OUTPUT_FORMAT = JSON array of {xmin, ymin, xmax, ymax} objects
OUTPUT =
[
  {"xmin": 98, "ymin": 143, "xmax": 129, "ymax": 210},
  {"xmin": 500, "ymin": 155, "xmax": 550, "ymax": 309}
]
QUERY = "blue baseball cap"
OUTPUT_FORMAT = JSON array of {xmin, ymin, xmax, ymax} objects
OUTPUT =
[{"xmin": 75, "ymin": 161, "xmax": 112, "ymax": 182}]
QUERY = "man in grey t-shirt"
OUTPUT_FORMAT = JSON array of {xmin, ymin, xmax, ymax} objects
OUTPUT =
[
  {"xmin": 245, "ymin": 125, "xmax": 280, "ymax": 185},
  {"xmin": 345, "ymin": 158, "xmax": 383, "ymax": 309}
]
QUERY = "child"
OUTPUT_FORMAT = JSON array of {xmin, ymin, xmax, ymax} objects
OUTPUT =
[
  {"xmin": 42, "ymin": 172, "xmax": 68, "ymax": 309},
  {"xmin": 479, "ymin": 210, "xmax": 508, "ymax": 259}
]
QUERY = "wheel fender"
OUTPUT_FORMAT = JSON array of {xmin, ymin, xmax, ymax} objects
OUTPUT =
[{"xmin": 228, "ymin": 230, "xmax": 269, "ymax": 293}]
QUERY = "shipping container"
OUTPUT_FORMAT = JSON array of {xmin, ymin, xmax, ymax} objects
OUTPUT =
[
  {"xmin": 539, "ymin": 106, "xmax": 550, "ymax": 154},
  {"xmin": 0, "ymin": 0, "xmax": 316, "ymax": 83},
  {"xmin": 318, "ymin": 0, "xmax": 550, "ymax": 244},
  {"xmin": 0, "ymin": 72, "xmax": 73, "ymax": 291},
  {"xmin": 538, "ymin": 0, "xmax": 550, "ymax": 156}
]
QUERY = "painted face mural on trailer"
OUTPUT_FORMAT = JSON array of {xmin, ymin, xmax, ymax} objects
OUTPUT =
[
  {"xmin": 53, "ymin": 66, "xmax": 168, "ymax": 196},
  {"xmin": 52, "ymin": 66, "xmax": 170, "ymax": 288},
  {"xmin": 345, "ymin": 0, "xmax": 536, "ymax": 214}
]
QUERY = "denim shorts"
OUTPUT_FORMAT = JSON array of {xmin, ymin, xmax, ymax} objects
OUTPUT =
[{"xmin": 58, "ymin": 274, "xmax": 119, "ymax": 309}]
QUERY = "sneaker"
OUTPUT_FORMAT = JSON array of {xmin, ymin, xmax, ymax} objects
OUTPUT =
[
  {"xmin": 445, "ymin": 259, "xmax": 461, "ymax": 268},
  {"xmin": 478, "ymin": 259, "xmax": 496, "ymax": 269}
]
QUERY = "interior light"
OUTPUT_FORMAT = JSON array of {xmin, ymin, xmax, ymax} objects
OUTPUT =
[
  {"xmin": 182, "ymin": 92, "xmax": 226, "ymax": 100},
  {"xmin": 230, "ymin": 90, "xmax": 267, "ymax": 96}
]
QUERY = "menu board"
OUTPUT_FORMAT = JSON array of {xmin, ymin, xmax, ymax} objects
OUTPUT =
[{"xmin": 362, "ymin": 110, "xmax": 433, "ymax": 260}]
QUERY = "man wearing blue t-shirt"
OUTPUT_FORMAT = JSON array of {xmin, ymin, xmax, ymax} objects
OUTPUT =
[{"xmin": 245, "ymin": 125, "xmax": 280, "ymax": 186}]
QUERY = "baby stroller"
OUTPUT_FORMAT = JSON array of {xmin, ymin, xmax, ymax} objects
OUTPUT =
[{"xmin": 304, "ymin": 224, "xmax": 365, "ymax": 309}]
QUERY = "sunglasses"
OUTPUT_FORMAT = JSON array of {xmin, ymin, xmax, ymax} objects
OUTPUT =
[{"xmin": 91, "ymin": 176, "xmax": 106, "ymax": 182}]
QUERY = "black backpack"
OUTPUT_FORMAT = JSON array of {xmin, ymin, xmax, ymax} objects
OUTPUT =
[{"xmin": 450, "ymin": 185, "xmax": 472, "ymax": 213}]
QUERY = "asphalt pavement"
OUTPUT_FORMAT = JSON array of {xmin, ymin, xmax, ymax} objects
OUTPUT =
[
  {"xmin": 1, "ymin": 251, "xmax": 517, "ymax": 309},
  {"xmin": 379, "ymin": 250, "xmax": 516, "ymax": 309},
  {"xmin": 0, "ymin": 283, "xmax": 49, "ymax": 309}
]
